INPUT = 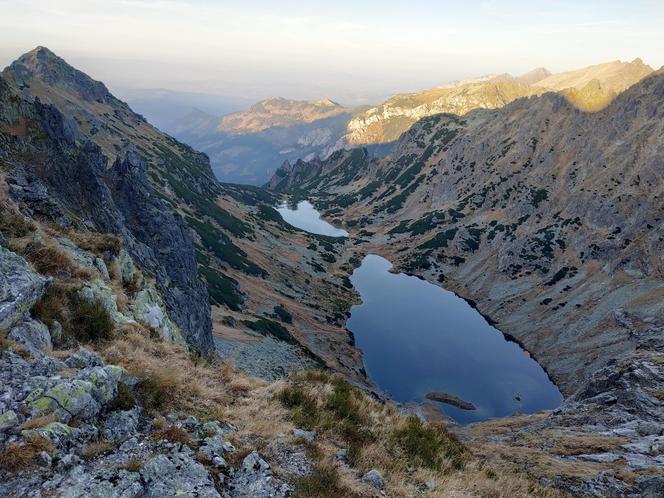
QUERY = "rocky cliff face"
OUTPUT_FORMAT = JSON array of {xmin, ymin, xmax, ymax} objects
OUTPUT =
[{"xmin": 0, "ymin": 62, "xmax": 213, "ymax": 354}]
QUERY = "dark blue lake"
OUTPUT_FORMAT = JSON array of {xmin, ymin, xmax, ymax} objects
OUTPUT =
[
  {"xmin": 276, "ymin": 201, "xmax": 563, "ymax": 423},
  {"xmin": 348, "ymin": 255, "xmax": 562, "ymax": 423}
]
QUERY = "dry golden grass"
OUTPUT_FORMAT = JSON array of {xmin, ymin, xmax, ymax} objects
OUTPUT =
[
  {"xmin": 124, "ymin": 456, "xmax": 144, "ymax": 472},
  {"xmin": 19, "ymin": 239, "xmax": 95, "ymax": 280},
  {"xmin": 71, "ymin": 331, "xmax": 562, "ymax": 497},
  {"xmin": 80, "ymin": 440, "xmax": 114, "ymax": 460},
  {"xmin": 152, "ymin": 416, "xmax": 169, "ymax": 431},
  {"xmin": 100, "ymin": 332, "xmax": 261, "ymax": 421},
  {"xmin": 654, "ymin": 387, "xmax": 664, "ymax": 401},
  {"xmin": 18, "ymin": 414, "xmax": 56, "ymax": 430},
  {"xmin": 110, "ymin": 277, "xmax": 130, "ymax": 312},
  {"xmin": 64, "ymin": 231, "xmax": 122, "ymax": 257},
  {"xmin": 151, "ymin": 426, "xmax": 192, "ymax": 446},
  {"xmin": 0, "ymin": 330, "xmax": 32, "ymax": 359},
  {"xmin": 0, "ymin": 436, "xmax": 54, "ymax": 471},
  {"xmin": 0, "ymin": 210, "xmax": 36, "ymax": 239}
]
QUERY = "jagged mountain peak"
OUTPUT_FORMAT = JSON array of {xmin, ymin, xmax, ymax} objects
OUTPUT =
[{"xmin": 4, "ymin": 46, "xmax": 120, "ymax": 107}]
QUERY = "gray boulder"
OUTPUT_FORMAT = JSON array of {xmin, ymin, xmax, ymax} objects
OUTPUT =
[
  {"xmin": 28, "ymin": 380, "xmax": 100, "ymax": 422},
  {"xmin": 65, "ymin": 348, "xmax": 103, "ymax": 369},
  {"xmin": 9, "ymin": 318, "xmax": 52, "ymax": 352},
  {"xmin": 76, "ymin": 365, "xmax": 124, "ymax": 404},
  {"xmin": 292, "ymin": 428, "xmax": 316, "ymax": 442},
  {"xmin": 362, "ymin": 469, "xmax": 385, "ymax": 490},
  {"xmin": 0, "ymin": 410, "xmax": 19, "ymax": 431},
  {"xmin": 141, "ymin": 453, "xmax": 220, "ymax": 498},
  {"xmin": 115, "ymin": 249, "xmax": 135, "ymax": 285},
  {"xmin": 102, "ymin": 408, "xmax": 140, "ymax": 442},
  {"xmin": 230, "ymin": 451, "xmax": 292, "ymax": 498},
  {"xmin": 0, "ymin": 246, "xmax": 48, "ymax": 330}
]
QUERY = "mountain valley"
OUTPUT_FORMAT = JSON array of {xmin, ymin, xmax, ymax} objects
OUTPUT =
[{"xmin": 0, "ymin": 45, "xmax": 663, "ymax": 498}]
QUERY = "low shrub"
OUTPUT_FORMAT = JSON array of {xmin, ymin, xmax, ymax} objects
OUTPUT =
[
  {"xmin": 325, "ymin": 379, "xmax": 364, "ymax": 425},
  {"xmin": 0, "ymin": 211, "xmax": 35, "ymax": 239},
  {"xmin": 243, "ymin": 318, "xmax": 296, "ymax": 344},
  {"xmin": 277, "ymin": 387, "xmax": 320, "ymax": 429},
  {"xmin": 70, "ymin": 299, "xmax": 114, "ymax": 343},
  {"xmin": 272, "ymin": 304, "xmax": 293, "ymax": 324},
  {"xmin": 32, "ymin": 284, "xmax": 114, "ymax": 345},
  {"xmin": 295, "ymin": 461, "xmax": 359, "ymax": 498},
  {"xmin": 108, "ymin": 382, "xmax": 136, "ymax": 411},
  {"xmin": 391, "ymin": 415, "xmax": 467, "ymax": 470}
]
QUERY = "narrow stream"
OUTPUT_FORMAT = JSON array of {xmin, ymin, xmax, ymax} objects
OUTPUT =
[{"xmin": 277, "ymin": 200, "xmax": 563, "ymax": 423}]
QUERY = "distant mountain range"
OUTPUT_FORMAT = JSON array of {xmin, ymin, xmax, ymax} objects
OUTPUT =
[
  {"xmin": 163, "ymin": 58, "xmax": 654, "ymax": 185},
  {"xmin": 345, "ymin": 58, "xmax": 654, "ymax": 145}
]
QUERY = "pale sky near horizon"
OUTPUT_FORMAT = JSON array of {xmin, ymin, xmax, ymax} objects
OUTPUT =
[{"xmin": 1, "ymin": 0, "xmax": 662, "ymax": 105}]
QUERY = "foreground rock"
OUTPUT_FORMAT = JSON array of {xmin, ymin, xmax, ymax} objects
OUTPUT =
[{"xmin": 0, "ymin": 247, "xmax": 48, "ymax": 330}]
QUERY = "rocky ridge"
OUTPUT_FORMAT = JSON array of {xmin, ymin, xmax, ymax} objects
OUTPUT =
[{"xmin": 344, "ymin": 58, "xmax": 654, "ymax": 145}]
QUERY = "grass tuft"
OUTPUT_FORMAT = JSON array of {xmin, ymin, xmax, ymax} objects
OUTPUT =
[
  {"xmin": 392, "ymin": 415, "xmax": 467, "ymax": 470},
  {"xmin": 80, "ymin": 440, "xmax": 114, "ymax": 460},
  {"xmin": 0, "ymin": 436, "xmax": 54, "ymax": 471},
  {"xmin": 151, "ymin": 426, "xmax": 192, "ymax": 446}
]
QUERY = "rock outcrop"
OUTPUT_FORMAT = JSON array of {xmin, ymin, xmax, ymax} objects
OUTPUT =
[
  {"xmin": 1, "ymin": 52, "xmax": 212, "ymax": 353},
  {"xmin": 0, "ymin": 247, "xmax": 48, "ymax": 331}
]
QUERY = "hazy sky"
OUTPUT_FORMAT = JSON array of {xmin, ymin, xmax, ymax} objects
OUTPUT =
[{"xmin": 1, "ymin": 0, "xmax": 663, "ymax": 105}]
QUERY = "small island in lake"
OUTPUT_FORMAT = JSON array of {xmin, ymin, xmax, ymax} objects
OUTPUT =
[{"xmin": 425, "ymin": 392, "xmax": 477, "ymax": 411}]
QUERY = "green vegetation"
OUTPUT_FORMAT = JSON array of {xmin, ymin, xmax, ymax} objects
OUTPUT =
[
  {"xmin": 70, "ymin": 299, "xmax": 114, "ymax": 343},
  {"xmin": 243, "ymin": 318, "xmax": 296, "ymax": 344},
  {"xmin": 32, "ymin": 284, "xmax": 113, "ymax": 345},
  {"xmin": 419, "ymin": 228, "xmax": 458, "ymax": 249},
  {"xmin": 272, "ymin": 304, "xmax": 293, "ymax": 324},
  {"xmin": 392, "ymin": 415, "xmax": 466, "ymax": 470},
  {"xmin": 278, "ymin": 377, "xmax": 373, "ymax": 463},
  {"xmin": 199, "ymin": 266, "xmax": 243, "ymax": 311},
  {"xmin": 186, "ymin": 215, "xmax": 265, "ymax": 277},
  {"xmin": 545, "ymin": 266, "xmax": 577, "ymax": 286},
  {"xmin": 295, "ymin": 460, "xmax": 360, "ymax": 498},
  {"xmin": 531, "ymin": 188, "xmax": 549, "ymax": 208}
]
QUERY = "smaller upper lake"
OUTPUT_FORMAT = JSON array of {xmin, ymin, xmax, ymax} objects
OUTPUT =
[{"xmin": 277, "ymin": 200, "xmax": 348, "ymax": 237}]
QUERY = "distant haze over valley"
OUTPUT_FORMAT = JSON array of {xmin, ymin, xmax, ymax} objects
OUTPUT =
[{"xmin": 131, "ymin": 58, "xmax": 657, "ymax": 185}]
